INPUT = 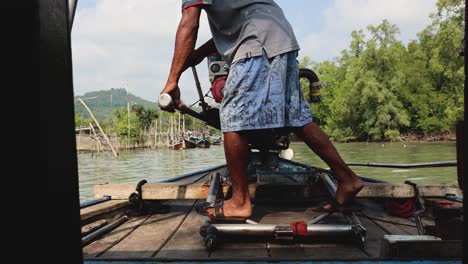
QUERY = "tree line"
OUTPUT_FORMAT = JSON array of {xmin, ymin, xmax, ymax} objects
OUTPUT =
[{"xmin": 300, "ymin": 0, "xmax": 464, "ymax": 142}]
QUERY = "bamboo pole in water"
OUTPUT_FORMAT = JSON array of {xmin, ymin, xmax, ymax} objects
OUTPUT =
[
  {"xmin": 154, "ymin": 119, "xmax": 158, "ymax": 148},
  {"xmin": 78, "ymin": 98, "xmax": 118, "ymax": 157},
  {"xmin": 182, "ymin": 114, "xmax": 186, "ymax": 149},
  {"xmin": 89, "ymin": 123, "xmax": 100, "ymax": 156},
  {"xmin": 178, "ymin": 112, "xmax": 181, "ymax": 144},
  {"xmin": 91, "ymin": 122, "xmax": 103, "ymax": 155},
  {"xmin": 170, "ymin": 115, "xmax": 174, "ymax": 148},
  {"xmin": 78, "ymin": 116, "xmax": 83, "ymax": 150},
  {"xmin": 166, "ymin": 115, "xmax": 170, "ymax": 147},
  {"xmin": 159, "ymin": 117, "xmax": 162, "ymax": 147}
]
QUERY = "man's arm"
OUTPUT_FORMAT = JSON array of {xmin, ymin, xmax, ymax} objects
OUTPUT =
[
  {"xmin": 184, "ymin": 38, "xmax": 217, "ymax": 70},
  {"xmin": 160, "ymin": 7, "xmax": 202, "ymax": 111}
]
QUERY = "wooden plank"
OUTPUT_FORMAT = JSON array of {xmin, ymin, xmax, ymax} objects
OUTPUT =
[
  {"xmin": 80, "ymin": 200, "xmax": 129, "ymax": 221},
  {"xmin": 94, "ymin": 182, "xmax": 221, "ymax": 200},
  {"xmin": 142, "ymin": 183, "xmax": 226, "ymax": 200},
  {"xmin": 94, "ymin": 184, "xmax": 135, "ymax": 199},
  {"xmin": 100, "ymin": 200, "xmax": 195, "ymax": 259},
  {"xmin": 357, "ymin": 215, "xmax": 387, "ymax": 258},
  {"xmin": 94, "ymin": 168, "xmax": 227, "ymax": 200},
  {"xmin": 82, "ymin": 215, "xmax": 148, "ymax": 258},
  {"xmin": 299, "ymin": 243, "xmax": 368, "ymax": 261},
  {"xmin": 359, "ymin": 199, "xmax": 417, "ymax": 235},
  {"xmin": 208, "ymin": 239, "xmax": 269, "ymax": 261},
  {"xmin": 95, "ymin": 182, "xmax": 462, "ymax": 200},
  {"xmin": 155, "ymin": 202, "xmax": 208, "ymax": 260},
  {"xmin": 252, "ymin": 204, "xmax": 327, "ymax": 227},
  {"xmin": 357, "ymin": 183, "xmax": 462, "ymax": 198},
  {"xmin": 158, "ymin": 200, "xmax": 269, "ymax": 261}
]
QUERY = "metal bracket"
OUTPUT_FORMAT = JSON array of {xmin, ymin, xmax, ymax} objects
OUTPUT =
[
  {"xmin": 129, "ymin": 179, "xmax": 170, "ymax": 215},
  {"xmin": 274, "ymin": 226, "xmax": 294, "ymax": 241},
  {"xmin": 405, "ymin": 180, "xmax": 426, "ymax": 235}
]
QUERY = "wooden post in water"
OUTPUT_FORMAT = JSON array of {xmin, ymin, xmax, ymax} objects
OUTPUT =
[
  {"xmin": 89, "ymin": 123, "xmax": 96, "ymax": 157},
  {"xmin": 166, "ymin": 115, "xmax": 170, "ymax": 147},
  {"xmin": 89, "ymin": 122, "xmax": 101, "ymax": 156},
  {"xmin": 159, "ymin": 116, "xmax": 162, "ymax": 147},
  {"xmin": 178, "ymin": 112, "xmax": 181, "ymax": 144},
  {"xmin": 78, "ymin": 116, "xmax": 83, "ymax": 150},
  {"xmin": 154, "ymin": 119, "xmax": 158, "ymax": 148},
  {"xmin": 78, "ymin": 98, "xmax": 118, "ymax": 157},
  {"xmin": 182, "ymin": 114, "xmax": 186, "ymax": 148}
]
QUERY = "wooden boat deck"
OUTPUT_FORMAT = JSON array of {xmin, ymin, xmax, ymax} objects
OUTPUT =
[
  {"xmin": 82, "ymin": 170, "xmax": 463, "ymax": 262},
  {"xmin": 82, "ymin": 198, "xmax": 438, "ymax": 261}
]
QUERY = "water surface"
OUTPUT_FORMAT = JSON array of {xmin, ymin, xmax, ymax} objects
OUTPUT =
[{"xmin": 78, "ymin": 142, "xmax": 457, "ymax": 202}]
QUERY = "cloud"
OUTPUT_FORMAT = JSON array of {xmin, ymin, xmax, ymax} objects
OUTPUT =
[
  {"xmin": 298, "ymin": 0, "xmax": 438, "ymax": 62},
  {"xmin": 72, "ymin": 0, "xmax": 212, "ymax": 103}
]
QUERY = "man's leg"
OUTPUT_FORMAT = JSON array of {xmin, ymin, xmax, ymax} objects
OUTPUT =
[
  {"xmin": 207, "ymin": 131, "xmax": 252, "ymax": 218},
  {"xmin": 293, "ymin": 122, "xmax": 364, "ymax": 208}
]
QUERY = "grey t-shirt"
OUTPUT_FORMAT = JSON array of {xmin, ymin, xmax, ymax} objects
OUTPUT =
[{"xmin": 181, "ymin": 0, "xmax": 300, "ymax": 65}]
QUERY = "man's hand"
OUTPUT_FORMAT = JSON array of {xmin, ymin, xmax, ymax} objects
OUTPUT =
[{"xmin": 160, "ymin": 82, "xmax": 184, "ymax": 112}]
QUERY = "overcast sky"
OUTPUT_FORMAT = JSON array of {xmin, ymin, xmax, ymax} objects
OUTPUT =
[{"xmin": 71, "ymin": 0, "xmax": 437, "ymax": 104}]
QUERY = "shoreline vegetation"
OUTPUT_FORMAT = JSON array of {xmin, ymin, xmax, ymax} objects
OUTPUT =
[{"xmin": 76, "ymin": 131, "xmax": 456, "ymax": 154}]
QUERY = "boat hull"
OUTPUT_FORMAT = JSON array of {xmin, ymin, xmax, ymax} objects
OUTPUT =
[{"xmin": 197, "ymin": 139, "xmax": 211, "ymax": 148}]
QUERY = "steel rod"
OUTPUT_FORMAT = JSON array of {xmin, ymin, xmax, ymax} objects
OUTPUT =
[
  {"xmin": 320, "ymin": 173, "xmax": 337, "ymax": 196},
  {"xmin": 191, "ymin": 66, "xmax": 208, "ymax": 115},
  {"xmin": 80, "ymin": 195, "xmax": 111, "ymax": 209},
  {"xmin": 246, "ymin": 219, "xmax": 259, "ymax": 224},
  {"xmin": 347, "ymin": 161, "xmax": 457, "ymax": 168},
  {"xmin": 82, "ymin": 215, "xmax": 128, "ymax": 245},
  {"xmin": 210, "ymin": 223, "xmax": 356, "ymax": 238},
  {"xmin": 307, "ymin": 213, "xmax": 331, "ymax": 225},
  {"xmin": 319, "ymin": 172, "xmax": 365, "ymax": 233},
  {"xmin": 207, "ymin": 172, "xmax": 221, "ymax": 204}
]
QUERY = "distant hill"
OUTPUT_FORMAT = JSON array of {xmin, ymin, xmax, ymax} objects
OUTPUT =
[{"xmin": 74, "ymin": 88, "xmax": 158, "ymax": 121}]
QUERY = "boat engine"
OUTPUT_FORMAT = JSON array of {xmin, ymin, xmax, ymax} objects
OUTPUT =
[{"xmin": 207, "ymin": 52, "xmax": 229, "ymax": 103}]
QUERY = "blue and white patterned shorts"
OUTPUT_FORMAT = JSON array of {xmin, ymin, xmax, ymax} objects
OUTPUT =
[{"xmin": 220, "ymin": 50, "xmax": 313, "ymax": 132}]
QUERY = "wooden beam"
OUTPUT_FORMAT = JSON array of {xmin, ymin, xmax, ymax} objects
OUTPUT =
[
  {"xmin": 142, "ymin": 183, "xmax": 230, "ymax": 200},
  {"xmin": 356, "ymin": 182, "xmax": 462, "ymax": 198},
  {"xmin": 94, "ymin": 184, "xmax": 135, "ymax": 200},
  {"xmin": 80, "ymin": 200, "xmax": 129, "ymax": 221},
  {"xmin": 94, "ymin": 182, "xmax": 462, "ymax": 200}
]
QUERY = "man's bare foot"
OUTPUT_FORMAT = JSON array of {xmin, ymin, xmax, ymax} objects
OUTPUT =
[
  {"xmin": 206, "ymin": 198, "xmax": 252, "ymax": 218},
  {"xmin": 321, "ymin": 175, "xmax": 364, "ymax": 210}
]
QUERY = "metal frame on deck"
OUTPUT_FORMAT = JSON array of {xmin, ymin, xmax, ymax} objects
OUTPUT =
[{"xmin": 200, "ymin": 166, "xmax": 366, "ymax": 251}]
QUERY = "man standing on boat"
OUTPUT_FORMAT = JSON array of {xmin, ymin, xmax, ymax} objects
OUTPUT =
[{"xmin": 160, "ymin": 0, "xmax": 364, "ymax": 220}]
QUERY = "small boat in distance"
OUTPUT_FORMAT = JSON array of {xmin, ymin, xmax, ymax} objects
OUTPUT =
[
  {"xmin": 184, "ymin": 139, "xmax": 197, "ymax": 149},
  {"xmin": 196, "ymin": 139, "xmax": 211, "ymax": 148},
  {"xmin": 211, "ymin": 136, "xmax": 223, "ymax": 145}
]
